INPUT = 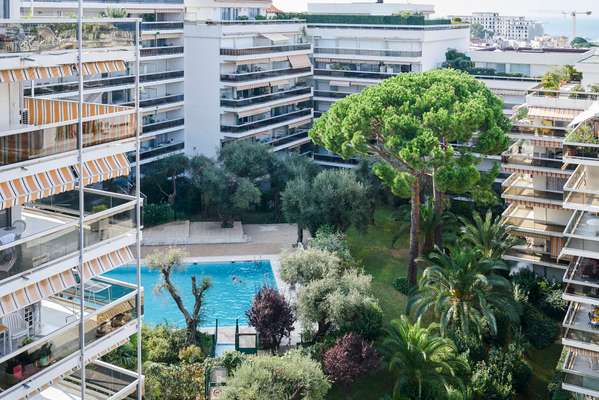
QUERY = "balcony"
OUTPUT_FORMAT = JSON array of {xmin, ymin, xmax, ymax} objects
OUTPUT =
[
  {"xmin": 564, "ymin": 165, "xmax": 599, "ymax": 212},
  {"xmin": 0, "ymin": 98, "xmax": 135, "ymax": 167},
  {"xmin": 142, "ymin": 118, "xmax": 184, "ymax": 135},
  {"xmin": 28, "ymin": 0, "xmax": 181, "ymax": 3},
  {"xmin": 0, "ymin": 189, "xmax": 137, "ymax": 284},
  {"xmin": 221, "ymin": 66, "xmax": 311, "ymax": 83},
  {"xmin": 220, "ymin": 44, "xmax": 311, "ymax": 57},
  {"xmin": 562, "ymin": 349, "xmax": 599, "ymax": 398},
  {"xmin": 526, "ymin": 85, "xmax": 598, "ymax": 111},
  {"xmin": 264, "ymin": 130, "xmax": 311, "ymax": 151},
  {"xmin": 0, "ymin": 21, "xmax": 135, "ymax": 56},
  {"xmin": 0, "ymin": 279, "xmax": 141, "ymax": 397},
  {"xmin": 25, "ymin": 75, "xmax": 135, "ymax": 97},
  {"xmin": 564, "ymin": 257, "xmax": 599, "ymax": 289},
  {"xmin": 312, "ymin": 152, "xmax": 360, "ymax": 167},
  {"xmin": 501, "ymin": 141, "xmax": 564, "ymax": 172},
  {"xmin": 501, "ymin": 203, "xmax": 565, "ymax": 238},
  {"xmin": 140, "ymin": 46, "xmax": 184, "ymax": 57},
  {"xmin": 504, "ymin": 246, "xmax": 569, "ymax": 270},
  {"xmin": 314, "ymin": 90, "xmax": 353, "ymax": 99},
  {"xmin": 123, "ymin": 94, "xmax": 183, "ymax": 108},
  {"xmin": 314, "ymin": 69, "xmax": 396, "ymax": 81},
  {"xmin": 501, "ymin": 173, "xmax": 563, "ymax": 207},
  {"xmin": 138, "ymin": 141, "xmax": 184, "ymax": 161},
  {"xmin": 221, "ymin": 108, "xmax": 312, "ymax": 134},
  {"xmin": 141, "ymin": 22, "xmax": 184, "ymax": 32},
  {"xmin": 562, "ymin": 211, "xmax": 599, "ymax": 259},
  {"xmin": 141, "ymin": 70, "xmax": 184, "ymax": 83},
  {"xmin": 314, "ymin": 47, "xmax": 422, "ymax": 58},
  {"xmin": 221, "ymin": 87, "xmax": 312, "ymax": 108}
]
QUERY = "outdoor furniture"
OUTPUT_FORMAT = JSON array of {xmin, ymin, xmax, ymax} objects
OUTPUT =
[{"xmin": 3, "ymin": 312, "xmax": 29, "ymax": 352}]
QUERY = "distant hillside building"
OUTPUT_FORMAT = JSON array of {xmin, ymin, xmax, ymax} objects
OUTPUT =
[{"xmin": 451, "ymin": 12, "xmax": 544, "ymax": 42}]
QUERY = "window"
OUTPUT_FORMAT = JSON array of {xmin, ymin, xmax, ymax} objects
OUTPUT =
[
  {"xmin": 248, "ymin": 8, "xmax": 260, "ymax": 19},
  {"xmin": 509, "ymin": 63, "xmax": 531, "ymax": 76},
  {"xmin": 0, "ymin": 208, "xmax": 10, "ymax": 229},
  {"xmin": 221, "ymin": 8, "xmax": 238, "ymax": 21}
]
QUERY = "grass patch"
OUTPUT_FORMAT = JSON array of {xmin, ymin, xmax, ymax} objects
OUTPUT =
[{"xmin": 519, "ymin": 342, "xmax": 563, "ymax": 400}]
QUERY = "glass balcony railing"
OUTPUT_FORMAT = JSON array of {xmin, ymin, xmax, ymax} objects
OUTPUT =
[
  {"xmin": 138, "ymin": 141, "xmax": 184, "ymax": 161},
  {"xmin": 143, "ymin": 118, "xmax": 184, "ymax": 134},
  {"xmin": 312, "ymin": 153, "xmax": 360, "ymax": 166},
  {"xmin": 221, "ymin": 108, "xmax": 312, "ymax": 134},
  {"xmin": 564, "ymin": 165, "xmax": 599, "ymax": 211},
  {"xmin": 267, "ymin": 130, "xmax": 310, "ymax": 148},
  {"xmin": 0, "ymin": 189, "xmax": 137, "ymax": 283},
  {"xmin": 314, "ymin": 90, "xmax": 353, "ymax": 99},
  {"xmin": 141, "ymin": 70, "xmax": 184, "ymax": 83},
  {"xmin": 221, "ymin": 87, "xmax": 312, "ymax": 108},
  {"xmin": 140, "ymin": 46, "xmax": 184, "ymax": 57},
  {"xmin": 315, "ymin": 69, "xmax": 396, "ymax": 80},
  {"xmin": 0, "ymin": 21, "xmax": 135, "ymax": 55},
  {"xmin": 123, "ymin": 94, "xmax": 184, "ymax": 108},
  {"xmin": 221, "ymin": 66, "xmax": 311, "ymax": 82},
  {"xmin": 141, "ymin": 22, "xmax": 183, "ymax": 31},
  {"xmin": 501, "ymin": 174, "xmax": 564, "ymax": 205},
  {"xmin": 501, "ymin": 203, "xmax": 565, "ymax": 236},
  {"xmin": 0, "ymin": 99, "xmax": 135, "ymax": 167},
  {"xmin": 564, "ymin": 143, "xmax": 599, "ymax": 164},
  {"xmin": 562, "ymin": 350, "xmax": 599, "ymax": 396},
  {"xmin": 314, "ymin": 47, "xmax": 422, "ymax": 58},
  {"xmin": 25, "ymin": 75, "xmax": 136, "ymax": 96},
  {"xmin": 65, "ymin": 361, "xmax": 139, "ymax": 399},
  {"xmin": 30, "ymin": 0, "xmax": 181, "ymax": 3},
  {"xmin": 220, "ymin": 43, "xmax": 311, "ymax": 57},
  {"xmin": 564, "ymin": 257, "xmax": 599, "ymax": 288},
  {"xmin": 0, "ymin": 283, "xmax": 141, "ymax": 395}
]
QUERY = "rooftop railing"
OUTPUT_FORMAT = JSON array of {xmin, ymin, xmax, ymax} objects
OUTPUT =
[
  {"xmin": 220, "ymin": 43, "xmax": 311, "ymax": 57},
  {"xmin": 315, "ymin": 68, "xmax": 396, "ymax": 80},
  {"xmin": 314, "ymin": 47, "xmax": 421, "ymax": 58},
  {"xmin": 141, "ymin": 22, "xmax": 184, "ymax": 31}
]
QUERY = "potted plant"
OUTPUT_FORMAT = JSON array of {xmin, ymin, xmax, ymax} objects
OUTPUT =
[{"xmin": 36, "ymin": 343, "xmax": 52, "ymax": 367}]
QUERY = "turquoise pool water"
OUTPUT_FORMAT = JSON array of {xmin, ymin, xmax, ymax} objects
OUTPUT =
[{"xmin": 104, "ymin": 260, "xmax": 276, "ymax": 327}]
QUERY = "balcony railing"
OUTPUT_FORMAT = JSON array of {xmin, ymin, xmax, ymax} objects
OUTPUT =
[
  {"xmin": 138, "ymin": 141, "xmax": 184, "ymax": 160},
  {"xmin": 221, "ymin": 87, "xmax": 312, "ymax": 108},
  {"xmin": 123, "ymin": 94, "xmax": 184, "ymax": 108},
  {"xmin": 564, "ymin": 142, "xmax": 599, "ymax": 164},
  {"xmin": 501, "ymin": 203, "xmax": 565, "ymax": 237},
  {"xmin": 143, "ymin": 118, "xmax": 184, "ymax": 134},
  {"xmin": 564, "ymin": 165, "xmax": 599, "ymax": 212},
  {"xmin": 0, "ymin": 21, "xmax": 135, "ymax": 55},
  {"xmin": 221, "ymin": 108, "xmax": 312, "ymax": 133},
  {"xmin": 140, "ymin": 46, "xmax": 184, "ymax": 57},
  {"xmin": 564, "ymin": 257, "xmax": 599, "ymax": 289},
  {"xmin": 266, "ymin": 130, "xmax": 310, "ymax": 148},
  {"xmin": 0, "ymin": 189, "xmax": 137, "ymax": 283},
  {"xmin": 141, "ymin": 70, "xmax": 184, "ymax": 83},
  {"xmin": 314, "ymin": 68, "xmax": 396, "ymax": 80},
  {"xmin": 141, "ymin": 22, "xmax": 184, "ymax": 31},
  {"xmin": 314, "ymin": 90, "xmax": 353, "ymax": 99},
  {"xmin": 220, "ymin": 43, "xmax": 311, "ymax": 57},
  {"xmin": 221, "ymin": 66, "xmax": 311, "ymax": 82},
  {"xmin": 562, "ymin": 211, "xmax": 599, "ymax": 259},
  {"xmin": 0, "ymin": 280, "xmax": 141, "ymax": 395},
  {"xmin": 562, "ymin": 350, "xmax": 599, "ymax": 397},
  {"xmin": 29, "ymin": 0, "xmax": 181, "ymax": 3},
  {"xmin": 312, "ymin": 153, "xmax": 360, "ymax": 166},
  {"xmin": 0, "ymin": 98, "xmax": 135, "ymax": 166},
  {"xmin": 25, "ymin": 75, "xmax": 135, "ymax": 96},
  {"xmin": 314, "ymin": 47, "xmax": 421, "ymax": 58}
]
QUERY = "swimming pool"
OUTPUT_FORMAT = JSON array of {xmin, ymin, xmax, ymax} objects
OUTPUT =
[{"xmin": 104, "ymin": 260, "xmax": 276, "ymax": 327}]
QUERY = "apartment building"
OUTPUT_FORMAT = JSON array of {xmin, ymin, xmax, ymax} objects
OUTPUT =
[
  {"xmin": 0, "ymin": 18, "xmax": 143, "ymax": 399},
  {"xmin": 306, "ymin": 2, "xmax": 469, "ymax": 167},
  {"xmin": 184, "ymin": 0, "xmax": 314, "ymax": 158},
  {"xmin": 451, "ymin": 12, "xmax": 544, "ymax": 42},
  {"xmin": 16, "ymin": 0, "xmax": 185, "ymax": 169}
]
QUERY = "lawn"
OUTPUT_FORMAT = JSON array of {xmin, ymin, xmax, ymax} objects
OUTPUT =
[{"xmin": 326, "ymin": 206, "xmax": 563, "ymax": 400}]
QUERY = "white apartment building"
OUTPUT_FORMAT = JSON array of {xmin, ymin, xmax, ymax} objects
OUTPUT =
[
  {"xmin": 14, "ymin": 0, "xmax": 185, "ymax": 168},
  {"xmin": 0, "ymin": 19, "xmax": 142, "ymax": 399},
  {"xmin": 184, "ymin": 0, "xmax": 314, "ymax": 158},
  {"xmin": 307, "ymin": 2, "xmax": 469, "ymax": 167},
  {"xmin": 451, "ymin": 12, "xmax": 543, "ymax": 42}
]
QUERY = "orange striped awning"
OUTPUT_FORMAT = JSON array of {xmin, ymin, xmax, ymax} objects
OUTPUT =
[
  {"xmin": 24, "ymin": 97, "xmax": 131, "ymax": 125},
  {"xmin": 528, "ymin": 107, "xmax": 582, "ymax": 122},
  {"xmin": 0, "ymin": 270, "xmax": 76, "ymax": 317},
  {"xmin": 0, "ymin": 65, "xmax": 73, "ymax": 83},
  {"xmin": 0, "ymin": 166, "xmax": 76, "ymax": 210},
  {"xmin": 0, "ymin": 60, "xmax": 127, "ymax": 83},
  {"xmin": 75, "ymin": 60, "xmax": 127, "ymax": 76},
  {"xmin": 73, "ymin": 153, "xmax": 130, "ymax": 186},
  {"xmin": 81, "ymin": 247, "xmax": 134, "ymax": 282}
]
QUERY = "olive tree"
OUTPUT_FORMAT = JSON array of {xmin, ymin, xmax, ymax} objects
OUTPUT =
[{"xmin": 309, "ymin": 69, "xmax": 510, "ymax": 285}]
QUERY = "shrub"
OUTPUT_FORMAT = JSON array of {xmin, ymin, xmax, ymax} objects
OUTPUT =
[
  {"xmin": 338, "ymin": 301, "xmax": 384, "ymax": 341},
  {"xmin": 323, "ymin": 333, "xmax": 379, "ymax": 389},
  {"xmin": 246, "ymin": 286, "xmax": 295, "ymax": 352},
  {"xmin": 310, "ymin": 227, "xmax": 354, "ymax": 266},
  {"xmin": 393, "ymin": 277, "xmax": 410, "ymax": 295},
  {"xmin": 538, "ymin": 287, "xmax": 567, "ymax": 320},
  {"xmin": 178, "ymin": 345, "xmax": 204, "ymax": 364},
  {"xmin": 280, "ymin": 248, "xmax": 343, "ymax": 286},
  {"xmin": 144, "ymin": 203, "xmax": 175, "ymax": 227},
  {"xmin": 449, "ymin": 329, "xmax": 486, "ymax": 364},
  {"xmin": 220, "ymin": 351, "xmax": 246, "ymax": 374},
  {"xmin": 521, "ymin": 305, "xmax": 559, "ymax": 349},
  {"xmin": 144, "ymin": 362, "xmax": 206, "ymax": 400}
]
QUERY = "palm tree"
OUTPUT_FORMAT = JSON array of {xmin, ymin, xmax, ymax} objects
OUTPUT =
[
  {"xmin": 409, "ymin": 247, "xmax": 519, "ymax": 337},
  {"xmin": 459, "ymin": 210, "xmax": 522, "ymax": 261},
  {"xmin": 382, "ymin": 316, "xmax": 469, "ymax": 400}
]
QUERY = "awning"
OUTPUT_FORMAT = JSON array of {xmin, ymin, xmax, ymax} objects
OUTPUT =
[
  {"xmin": 503, "ymin": 165, "xmax": 570, "ymax": 178},
  {"xmin": 82, "ymin": 246, "xmax": 134, "ymax": 282},
  {"xmin": 270, "ymin": 79, "xmax": 290, "ymax": 87},
  {"xmin": 0, "ymin": 60, "xmax": 127, "ymax": 83},
  {"xmin": 24, "ymin": 97, "xmax": 132, "ymax": 125},
  {"xmin": 0, "ymin": 270, "xmax": 76, "ymax": 317},
  {"xmin": 73, "ymin": 153, "xmax": 130, "ymax": 186},
  {"xmin": 288, "ymin": 54, "xmax": 312, "ymax": 69},
  {"xmin": 0, "ymin": 65, "xmax": 73, "ymax": 83},
  {"xmin": 288, "ymin": 120, "xmax": 311, "ymax": 129},
  {"xmin": 235, "ymin": 58, "xmax": 270, "ymax": 66},
  {"xmin": 270, "ymin": 56, "xmax": 289, "ymax": 62},
  {"xmin": 75, "ymin": 60, "xmax": 127, "ymax": 76},
  {"xmin": 95, "ymin": 299, "xmax": 136, "ymax": 324},
  {"xmin": 568, "ymin": 102, "xmax": 599, "ymax": 128},
  {"xmin": 237, "ymin": 81, "xmax": 271, "ymax": 91},
  {"xmin": 330, "ymin": 80, "xmax": 351, "ymax": 87},
  {"xmin": 0, "ymin": 166, "xmax": 76, "ymax": 211},
  {"xmin": 528, "ymin": 106, "xmax": 582, "ymax": 122},
  {"xmin": 238, "ymin": 107, "xmax": 271, "ymax": 118},
  {"xmin": 261, "ymin": 33, "xmax": 289, "ymax": 43}
]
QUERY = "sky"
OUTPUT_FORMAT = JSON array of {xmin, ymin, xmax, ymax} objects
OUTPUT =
[{"xmin": 272, "ymin": 0, "xmax": 599, "ymax": 18}]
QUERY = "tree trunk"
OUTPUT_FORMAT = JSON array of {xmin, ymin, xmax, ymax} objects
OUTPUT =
[
  {"xmin": 185, "ymin": 318, "xmax": 199, "ymax": 346},
  {"xmin": 314, "ymin": 319, "xmax": 330, "ymax": 342},
  {"xmin": 408, "ymin": 178, "xmax": 420, "ymax": 286},
  {"xmin": 432, "ymin": 171, "xmax": 444, "ymax": 249},
  {"xmin": 297, "ymin": 224, "xmax": 304, "ymax": 244}
]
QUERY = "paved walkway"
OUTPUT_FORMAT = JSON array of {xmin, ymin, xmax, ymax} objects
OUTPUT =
[{"xmin": 143, "ymin": 221, "xmax": 247, "ymax": 245}]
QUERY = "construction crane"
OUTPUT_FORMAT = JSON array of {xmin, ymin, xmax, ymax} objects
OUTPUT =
[{"xmin": 561, "ymin": 10, "xmax": 592, "ymax": 40}]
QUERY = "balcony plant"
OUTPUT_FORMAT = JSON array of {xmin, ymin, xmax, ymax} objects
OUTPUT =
[
  {"xmin": 35, "ymin": 343, "xmax": 52, "ymax": 367},
  {"xmin": 566, "ymin": 123, "xmax": 599, "ymax": 145}
]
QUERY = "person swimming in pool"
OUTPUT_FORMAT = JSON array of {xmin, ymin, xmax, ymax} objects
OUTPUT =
[{"xmin": 232, "ymin": 276, "xmax": 242, "ymax": 284}]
